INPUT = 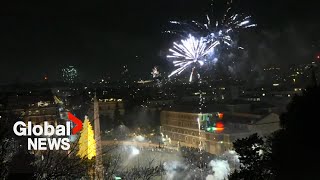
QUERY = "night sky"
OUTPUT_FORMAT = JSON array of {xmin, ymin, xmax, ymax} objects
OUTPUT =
[{"xmin": 0, "ymin": 0, "xmax": 319, "ymax": 83}]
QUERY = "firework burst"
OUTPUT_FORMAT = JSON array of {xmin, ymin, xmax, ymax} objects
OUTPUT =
[
  {"xmin": 168, "ymin": 13, "xmax": 256, "ymax": 48},
  {"xmin": 167, "ymin": 34, "xmax": 220, "ymax": 82},
  {"xmin": 166, "ymin": 1, "xmax": 256, "ymax": 81}
]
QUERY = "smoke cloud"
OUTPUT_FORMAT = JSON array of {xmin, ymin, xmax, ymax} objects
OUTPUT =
[{"xmin": 207, "ymin": 160, "xmax": 230, "ymax": 180}]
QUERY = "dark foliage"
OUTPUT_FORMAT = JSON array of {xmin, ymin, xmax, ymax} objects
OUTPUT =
[
  {"xmin": 272, "ymin": 85, "xmax": 320, "ymax": 179},
  {"xmin": 231, "ymin": 85, "xmax": 320, "ymax": 180},
  {"xmin": 230, "ymin": 133, "xmax": 273, "ymax": 180},
  {"xmin": 7, "ymin": 148, "xmax": 35, "ymax": 180}
]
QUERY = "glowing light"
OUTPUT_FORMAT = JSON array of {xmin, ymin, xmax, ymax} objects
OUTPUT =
[
  {"xmin": 151, "ymin": 66, "xmax": 160, "ymax": 78},
  {"xmin": 133, "ymin": 135, "xmax": 145, "ymax": 142},
  {"xmin": 77, "ymin": 116, "xmax": 96, "ymax": 160},
  {"xmin": 207, "ymin": 127, "xmax": 213, "ymax": 132},
  {"xmin": 217, "ymin": 112, "xmax": 224, "ymax": 119},
  {"xmin": 130, "ymin": 146, "xmax": 140, "ymax": 156},
  {"xmin": 54, "ymin": 96, "xmax": 63, "ymax": 104},
  {"xmin": 216, "ymin": 122, "xmax": 224, "ymax": 129},
  {"xmin": 197, "ymin": 117, "xmax": 201, "ymax": 132},
  {"xmin": 137, "ymin": 80, "xmax": 152, "ymax": 84}
]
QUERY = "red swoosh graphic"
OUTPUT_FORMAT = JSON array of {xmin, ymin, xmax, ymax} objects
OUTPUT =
[{"xmin": 68, "ymin": 112, "xmax": 83, "ymax": 135}]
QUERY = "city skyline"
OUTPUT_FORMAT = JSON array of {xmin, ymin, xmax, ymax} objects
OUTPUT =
[{"xmin": 1, "ymin": 1, "xmax": 320, "ymax": 179}]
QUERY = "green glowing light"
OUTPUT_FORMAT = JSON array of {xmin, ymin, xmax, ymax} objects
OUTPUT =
[{"xmin": 206, "ymin": 126, "xmax": 215, "ymax": 132}]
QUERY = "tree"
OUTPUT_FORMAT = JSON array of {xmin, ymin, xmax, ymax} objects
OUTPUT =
[
  {"xmin": 229, "ymin": 85, "xmax": 320, "ymax": 180},
  {"xmin": 78, "ymin": 116, "xmax": 96, "ymax": 160},
  {"xmin": 8, "ymin": 147, "xmax": 35, "ymax": 180},
  {"xmin": 229, "ymin": 133, "xmax": 273, "ymax": 180},
  {"xmin": 271, "ymin": 85, "xmax": 320, "ymax": 179},
  {"xmin": 0, "ymin": 112, "xmax": 34, "ymax": 179},
  {"xmin": 108, "ymin": 156, "xmax": 163, "ymax": 180},
  {"xmin": 0, "ymin": 113, "xmax": 15, "ymax": 178},
  {"xmin": 33, "ymin": 136, "xmax": 118, "ymax": 179},
  {"xmin": 32, "ymin": 142, "xmax": 88, "ymax": 179}
]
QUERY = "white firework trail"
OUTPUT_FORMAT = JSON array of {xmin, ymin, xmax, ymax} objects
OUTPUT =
[
  {"xmin": 167, "ymin": 0, "xmax": 257, "ymax": 48},
  {"xmin": 167, "ymin": 34, "xmax": 220, "ymax": 81},
  {"xmin": 166, "ymin": 3, "xmax": 256, "ymax": 81},
  {"xmin": 189, "ymin": 67, "xmax": 195, "ymax": 82}
]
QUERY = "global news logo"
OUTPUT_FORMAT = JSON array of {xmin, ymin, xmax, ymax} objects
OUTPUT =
[{"xmin": 12, "ymin": 112, "xmax": 83, "ymax": 151}]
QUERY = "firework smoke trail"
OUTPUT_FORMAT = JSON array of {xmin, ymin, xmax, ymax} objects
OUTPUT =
[
  {"xmin": 207, "ymin": 160, "xmax": 230, "ymax": 180},
  {"xmin": 167, "ymin": 34, "xmax": 219, "ymax": 82}
]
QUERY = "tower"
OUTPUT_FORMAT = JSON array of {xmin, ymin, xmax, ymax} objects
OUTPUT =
[{"xmin": 94, "ymin": 95, "xmax": 104, "ymax": 179}]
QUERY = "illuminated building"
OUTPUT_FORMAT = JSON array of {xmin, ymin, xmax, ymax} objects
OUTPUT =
[
  {"xmin": 23, "ymin": 102, "xmax": 59, "ymax": 126},
  {"xmin": 0, "ymin": 90, "xmax": 60, "ymax": 126},
  {"xmin": 160, "ymin": 111, "xmax": 231, "ymax": 154},
  {"xmin": 160, "ymin": 110, "xmax": 280, "ymax": 155}
]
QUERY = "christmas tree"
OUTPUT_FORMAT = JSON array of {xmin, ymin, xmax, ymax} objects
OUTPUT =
[{"xmin": 77, "ymin": 116, "xmax": 96, "ymax": 160}]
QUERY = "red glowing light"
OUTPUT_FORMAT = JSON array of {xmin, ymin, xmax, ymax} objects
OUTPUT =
[
  {"xmin": 215, "ymin": 121, "xmax": 224, "ymax": 133},
  {"xmin": 218, "ymin": 112, "xmax": 224, "ymax": 119},
  {"xmin": 216, "ymin": 122, "xmax": 224, "ymax": 129}
]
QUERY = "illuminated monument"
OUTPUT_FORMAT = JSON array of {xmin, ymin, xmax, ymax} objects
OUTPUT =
[{"xmin": 94, "ymin": 95, "xmax": 104, "ymax": 179}]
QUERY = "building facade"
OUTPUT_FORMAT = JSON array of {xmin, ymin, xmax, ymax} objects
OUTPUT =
[
  {"xmin": 160, "ymin": 111, "xmax": 232, "ymax": 154},
  {"xmin": 160, "ymin": 110, "xmax": 280, "ymax": 155},
  {"xmin": 87, "ymin": 98, "xmax": 125, "ymax": 131}
]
